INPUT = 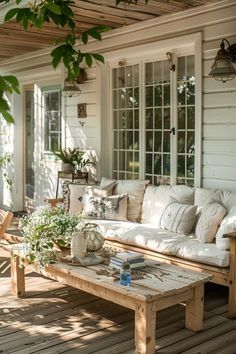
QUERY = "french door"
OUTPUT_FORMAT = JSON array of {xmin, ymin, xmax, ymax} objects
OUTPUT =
[
  {"xmin": 24, "ymin": 88, "xmax": 35, "ymax": 209},
  {"xmin": 111, "ymin": 54, "xmax": 196, "ymax": 187}
]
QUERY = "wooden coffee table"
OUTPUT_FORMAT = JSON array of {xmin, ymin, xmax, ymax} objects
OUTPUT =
[{"xmin": 11, "ymin": 248, "xmax": 211, "ymax": 354}]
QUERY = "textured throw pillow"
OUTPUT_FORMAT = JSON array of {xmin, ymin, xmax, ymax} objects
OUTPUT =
[
  {"xmin": 216, "ymin": 205, "xmax": 236, "ymax": 250},
  {"xmin": 63, "ymin": 182, "xmax": 88, "ymax": 214},
  {"xmin": 113, "ymin": 180, "xmax": 150, "ymax": 222},
  {"xmin": 160, "ymin": 197, "xmax": 197, "ymax": 235},
  {"xmin": 196, "ymin": 202, "xmax": 227, "ymax": 244},
  {"xmin": 83, "ymin": 194, "xmax": 128, "ymax": 221}
]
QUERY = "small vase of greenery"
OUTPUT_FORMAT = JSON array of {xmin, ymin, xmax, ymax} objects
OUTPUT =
[{"xmin": 19, "ymin": 206, "xmax": 83, "ymax": 266}]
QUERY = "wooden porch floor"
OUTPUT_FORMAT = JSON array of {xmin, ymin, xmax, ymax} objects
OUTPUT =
[{"xmin": 1, "ymin": 246, "xmax": 236, "ymax": 354}]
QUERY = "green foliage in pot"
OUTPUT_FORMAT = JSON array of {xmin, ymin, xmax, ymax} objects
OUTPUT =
[
  {"xmin": 53, "ymin": 148, "xmax": 95, "ymax": 172},
  {"xmin": 19, "ymin": 206, "xmax": 83, "ymax": 266}
]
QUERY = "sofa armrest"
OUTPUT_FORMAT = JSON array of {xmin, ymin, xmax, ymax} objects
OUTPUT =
[{"xmin": 44, "ymin": 198, "xmax": 64, "ymax": 209}]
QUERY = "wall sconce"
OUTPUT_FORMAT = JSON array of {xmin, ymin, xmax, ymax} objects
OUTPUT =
[
  {"xmin": 62, "ymin": 69, "xmax": 87, "ymax": 98},
  {"xmin": 62, "ymin": 77, "xmax": 81, "ymax": 98},
  {"xmin": 166, "ymin": 52, "xmax": 175, "ymax": 71},
  {"xmin": 209, "ymin": 39, "xmax": 236, "ymax": 83}
]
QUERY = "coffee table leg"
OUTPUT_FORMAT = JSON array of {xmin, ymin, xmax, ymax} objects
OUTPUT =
[
  {"xmin": 185, "ymin": 284, "xmax": 204, "ymax": 331},
  {"xmin": 135, "ymin": 301, "xmax": 156, "ymax": 354},
  {"xmin": 11, "ymin": 253, "xmax": 25, "ymax": 298}
]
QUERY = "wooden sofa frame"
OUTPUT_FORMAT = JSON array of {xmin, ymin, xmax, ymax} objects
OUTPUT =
[{"xmin": 46, "ymin": 198, "xmax": 236, "ymax": 318}]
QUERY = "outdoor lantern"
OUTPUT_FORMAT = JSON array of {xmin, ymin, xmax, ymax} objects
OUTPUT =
[
  {"xmin": 62, "ymin": 77, "xmax": 81, "ymax": 98},
  {"xmin": 209, "ymin": 39, "xmax": 236, "ymax": 83}
]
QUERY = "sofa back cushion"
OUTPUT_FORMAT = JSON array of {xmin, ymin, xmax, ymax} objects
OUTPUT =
[
  {"xmin": 140, "ymin": 184, "xmax": 194, "ymax": 227},
  {"xmin": 113, "ymin": 180, "xmax": 149, "ymax": 222},
  {"xmin": 195, "ymin": 187, "xmax": 236, "ymax": 212},
  {"xmin": 216, "ymin": 205, "xmax": 236, "ymax": 250},
  {"xmin": 160, "ymin": 197, "xmax": 197, "ymax": 235}
]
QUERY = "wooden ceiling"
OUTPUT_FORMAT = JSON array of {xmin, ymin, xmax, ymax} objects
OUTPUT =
[{"xmin": 0, "ymin": 0, "xmax": 220, "ymax": 62}]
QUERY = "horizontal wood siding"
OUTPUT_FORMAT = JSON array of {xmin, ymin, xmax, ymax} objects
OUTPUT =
[{"xmin": 202, "ymin": 11, "xmax": 236, "ymax": 189}]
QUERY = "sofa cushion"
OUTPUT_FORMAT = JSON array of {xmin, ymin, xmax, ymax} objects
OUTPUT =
[
  {"xmin": 160, "ymin": 197, "xmax": 197, "ymax": 235},
  {"xmin": 93, "ymin": 219, "xmax": 229, "ymax": 268},
  {"xmin": 113, "ymin": 180, "xmax": 149, "ymax": 222},
  {"xmin": 196, "ymin": 202, "xmax": 226, "ymax": 243},
  {"xmin": 99, "ymin": 177, "xmax": 117, "ymax": 195},
  {"xmin": 195, "ymin": 187, "xmax": 236, "ymax": 213},
  {"xmin": 63, "ymin": 182, "xmax": 87, "ymax": 214},
  {"xmin": 83, "ymin": 194, "xmax": 128, "ymax": 221},
  {"xmin": 216, "ymin": 206, "xmax": 236, "ymax": 250},
  {"xmin": 141, "ymin": 185, "xmax": 194, "ymax": 227}
]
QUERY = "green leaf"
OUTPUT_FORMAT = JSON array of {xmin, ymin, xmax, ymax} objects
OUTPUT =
[
  {"xmin": 4, "ymin": 8, "xmax": 18, "ymax": 22},
  {"xmin": 47, "ymin": 2, "xmax": 61, "ymax": 15},
  {"xmin": 2, "ymin": 111, "xmax": 14, "ymax": 124},
  {"xmin": 85, "ymin": 54, "xmax": 92, "ymax": 67},
  {"xmin": 0, "ymin": 97, "xmax": 9, "ymax": 112},
  {"xmin": 81, "ymin": 32, "xmax": 88, "ymax": 45},
  {"xmin": 91, "ymin": 53, "xmax": 104, "ymax": 64},
  {"xmin": 4, "ymin": 76, "xmax": 19, "ymax": 87},
  {"xmin": 16, "ymin": 0, "xmax": 22, "ymax": 4},
  {"xmin": 87, "ymin": 29, "xmax": 101, "ymax": 41}
]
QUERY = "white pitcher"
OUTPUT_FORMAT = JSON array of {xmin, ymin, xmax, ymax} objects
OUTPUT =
[{"xmin": 71, "ymin": 231, "xmax": 87, "ymax": 258}]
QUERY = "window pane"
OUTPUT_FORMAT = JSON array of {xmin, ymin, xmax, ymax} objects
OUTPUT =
[
  {"xmin": 146, "ymin": 109, "xmax": 153, "ymax": 129},
  {"xmin": 163, "ymin": 154, "xmax": 170, "ymax": 176},
  {"xmin": 187, "ymin": 107, "xmax": 195, "ymax": 129},
  {"xmin": 178, "ymin": 107, "xmax": 185, "ymax": 129},
  {"xmin": 178, "ymin": 132, "xmax": 185, "ymax": 153},
  {"xmin": 126, "ymin": 110, "xmax": 133, "ymax": 129},
  {"xmin": 43, "ymin": 89, "xmax": 61, "ymax": 152},
  {"xmin": 127, "ymin": 131, "xmax": 133, "ymax": 150},
  {"xmin": 163, "ymin": 84, "xmax": 170, "ymax": 106},
  {"xmin": 164, "ymin": 108, "xmax": 170, "ymax": 130},
  {"xmin": 146, "ymin": 86, "xmax": 153, "ymax": 107},
  {"xmin": 154, "ymin": 85, "xmax": 162, "ymax": 106},
  {"xmin": 154, "ymin": 108, "xmax": 162, "ymax": 129},
  {"xmin": 145, "ymin": 62, "xmax": 153, "ymax": 84},
  {"xmin": 146, "ymin": 154, "xmax": 152, "ymax": 174},
  {"xmin": 126, "ymin": 66, "xmax": 133, "ymax": 87},
  {"xmin": 178, "ymin": 155, "xmax": 185, "ymax": 177},
  {"xmin": 146, "ymin": 131, "xmax": 153, "ymax": 152},
  {"xmin": 117, "ymin": 67, "xmax": 125, "ymax": 88},
  {"xmin": 154, "ymin": 154, "xmax": 161, "ymax": 175}
]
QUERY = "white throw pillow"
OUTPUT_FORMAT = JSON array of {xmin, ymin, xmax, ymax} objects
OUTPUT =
[
  {"xmin": 196, "ymin": 202, "xmax": 227, "ymax": 243},
  {"xmin": 160, "ymin": 197, "xmax": 197, "ymax": 235},
  {"xmin": 83, "ymin": 194, "xmax": 128, "ymax": 221},
  {"xmin": 216, "ymin": 206, "xmax": 236, "ymax": 250},
  {"xmin": 113, "ymin": 180, "xmax": 149, "ymax": 222}
]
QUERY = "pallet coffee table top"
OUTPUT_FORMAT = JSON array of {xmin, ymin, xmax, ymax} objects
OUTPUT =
[{"xmin": 41, "ymin": 259, "xmax": 212, "ymax": 302}]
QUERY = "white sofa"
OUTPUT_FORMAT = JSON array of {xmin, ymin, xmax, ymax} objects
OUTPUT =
[{"xmin": 49, "ymin": 179, "xmax": 236, "ymax": 318}]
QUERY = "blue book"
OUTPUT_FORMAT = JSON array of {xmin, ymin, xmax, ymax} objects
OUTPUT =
[{"xmin": 110, "ymin": 257, "xmax": 144, "ymax": 265}]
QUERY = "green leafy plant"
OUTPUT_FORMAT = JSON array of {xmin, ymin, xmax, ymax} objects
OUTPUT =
[
  {"xmin": 53, "ymin": 148, "xmax": 95, "ymax": 172},
  {"xmin": 19, "ymin": 206, "xmax": 83, "ymax": 266}
]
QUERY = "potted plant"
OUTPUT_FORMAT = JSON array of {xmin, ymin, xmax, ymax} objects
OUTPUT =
[
  {"xmin": 53, "ymin": 148, "xmax": 77, "ymax": 172},
  {"xmin": 71, "ymin": 149, "xmax": 95, "ymax": 179},
  {"xmin": 19, "ymin": 206, "xmax": 83, "ymax": 266},
  {"xmin": 53, "ymin": 148, "xmax": 95, "ymax": 175}
]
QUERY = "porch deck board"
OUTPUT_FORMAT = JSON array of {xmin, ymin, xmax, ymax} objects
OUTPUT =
[{"xmin": 1, "ymin": 246, "xmax": 236, "ymax": 354}]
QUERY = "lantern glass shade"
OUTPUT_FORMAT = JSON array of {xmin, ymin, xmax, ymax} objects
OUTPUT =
[
  {"xmin": 209, "ymin": 40, "xmax": 236, "ymax": 82},
  {"xmin": 62, "ymin": 78, "xmax": 81, "ymax": 97}
]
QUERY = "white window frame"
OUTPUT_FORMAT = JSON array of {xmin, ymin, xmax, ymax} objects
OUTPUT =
[
  {"xmin": 105, "ymin": 32, "xmax": 202, "ymax": 187},
  {"xmin": 41, "ymin": 86, "xmax": 62, "ymax": 156}
]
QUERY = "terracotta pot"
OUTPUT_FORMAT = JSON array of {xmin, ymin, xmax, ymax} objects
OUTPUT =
[{"xmin": 61, "ymin": 163, "xmax": 74, "ymax": 173}]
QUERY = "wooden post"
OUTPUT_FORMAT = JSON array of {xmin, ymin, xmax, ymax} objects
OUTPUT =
[
  {"xmin": 185, "ymin": 284, "xmax": 204, "ymax": 331},
  {"xmin": 228, "ymin": 235, "xmax": 236, "ymax": 318},
  {"xmin": 11, "ymin": 253, "xmax": 25, "ymax": 298},
  {"xmin": 135, "ymin": 301, "xmax": 156, "ymax": 354}
]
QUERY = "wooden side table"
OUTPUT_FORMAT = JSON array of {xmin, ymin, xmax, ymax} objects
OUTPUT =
[{"xmin": 56, "ymin": 171, "xmax": 88, "ymax": 197}]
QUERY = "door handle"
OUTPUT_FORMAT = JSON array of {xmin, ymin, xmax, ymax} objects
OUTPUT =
[{"xmin": 170, "ymin": 127, "xmax": 175, "ymax": 135}]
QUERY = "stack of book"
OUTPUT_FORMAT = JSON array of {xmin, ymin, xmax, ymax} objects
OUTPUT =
[{"xmin": 109, "ymin": 251, "xmax": 145, "ymax": 269}]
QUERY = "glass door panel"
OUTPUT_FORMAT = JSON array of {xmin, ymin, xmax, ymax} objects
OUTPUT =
[
  {"xmin": 25, "ymin": 89, "xmax": 35, "ymax": 207},
  {"xmin": 145, "ymin": 60, "xmax": 171, "ymax": 185},
  {"xmin": 177, "ymin": 55, "xmax": 195, "ymax": 186},
  {"xmin": 112, "ymin": 64, "xmax": 140, "ymax": 179}
]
